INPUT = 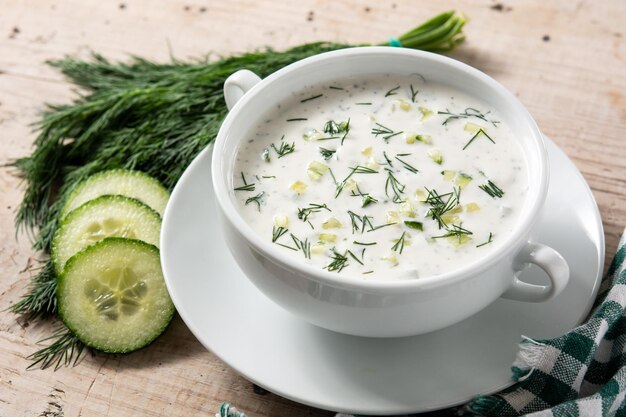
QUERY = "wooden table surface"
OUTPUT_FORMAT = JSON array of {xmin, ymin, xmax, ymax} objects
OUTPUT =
[{"xmin": 1, "ymin": 1, "xmax": 624, "ymax": 416}]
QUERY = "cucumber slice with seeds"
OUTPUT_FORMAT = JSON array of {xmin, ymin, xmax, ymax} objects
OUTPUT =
[
  {"xmin": 57, "ymin": 238, "xmax": 174, "ymax": 353},
  {"xmin": 61, "ymin": 169, "xmax": 169, "ymax": 218},
  {"xmin": 52, "ymin": 195, "xmax": 161, "ymax": 274}
]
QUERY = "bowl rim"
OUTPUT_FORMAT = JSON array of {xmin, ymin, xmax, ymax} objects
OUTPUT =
[{"xmin": 211, "ymin": 46, "xmax": 548, "ymax": 293}]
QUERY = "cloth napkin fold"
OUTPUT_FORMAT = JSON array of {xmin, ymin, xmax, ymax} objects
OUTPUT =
[
  {"xmin": 216, "ymin": 228, "xmax": 626, "ymax": 417},
  {"xmin": 464, "ymin": 228, "xmax": 626, "ymax": 417}
]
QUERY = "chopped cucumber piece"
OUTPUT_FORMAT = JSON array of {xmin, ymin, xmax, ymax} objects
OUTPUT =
[
  {"xmin": 57, "ymin": 238, "xmax": 174, "ymax": 353},
  {"xmin": 52, "ymin": 195, "xmax": 161, "ymax": 274},
  {"xmin": 61, "ymin": 169, "xmax": 169, "ymax": 218}
]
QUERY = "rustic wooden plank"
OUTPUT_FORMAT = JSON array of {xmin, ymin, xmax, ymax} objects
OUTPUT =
[{"xmin": 1, "ymin": 0, "xmax": 624, "ymax": 416}]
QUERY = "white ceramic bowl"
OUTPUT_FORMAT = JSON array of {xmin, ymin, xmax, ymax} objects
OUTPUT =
[{"xmin": 211, "ymin": 47, "xmax": 569, "ymax": 337}]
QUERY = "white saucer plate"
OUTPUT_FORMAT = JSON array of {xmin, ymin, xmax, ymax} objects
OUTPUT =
[{"xmin": 161, "ymin": 137, "xmax": 604, "ymax": 415}]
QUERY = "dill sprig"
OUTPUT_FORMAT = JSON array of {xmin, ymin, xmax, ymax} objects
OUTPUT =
[
  {"xmin": 347, "ymin": 211, "xmax": 377, "ymax": 234},
  {"xmin": 335, "ymin": 165, "xmax": 378, "ymax": 197},
  {"xmin": 8, "ymin": 261, "xmax": 57, "ymax": 319},
  {"xmin": 272, "ymin": 226, "xmax": 289, "ymax": 243},
  {"xmin": 271, "ymin": 139, "xmax": 296, "ymax": 158},
  {"xmin": 347, "ymin": 249, "xmax": 365, "ymax": 265},
  {"xmin": 353, "ymin": 241, "xmax": 377, "ymax": 246},
  {"xmin": 323, "ymin": 119, "xmax": 350, "ymax": 144},
  {"xmin": 391, "ymin": 232, "xmax": 408, "ymax": 254},
  {"xmin": 384, "ymin": 168, "xmax": 406, "ymax": 203},
  {"xmin": 272, "ymin": 226, "xmax": 297, "ymax": 251},
  {"xmin": 423, "ymin": 187, "xmax": 460, "ymax": 229},
  {"xmin": 479, "ymin": 180, "xmax": 505, "ymax": 198},
  {"xmin": 297, "ymin": 203, "xmax": 331, "ymax": 222},
  {"xmin": 371, "ymin": 123, "xmax": 403, "ymax": 142},
  {"xmin": 394, "ymin": 155, "xmax": 419, "ymax": 173},
  {"xmin": 234, "ymin": 172, "xmax": 256, "ymax": 192},
  {"xmin": 410, "ymin": 84, "xmax": 419, "ymax": 102},
  {"xmin": 433, "ymin": 224, "xmax": 473, "ymax": 243},
  {"xmin": 476, "ymin": 232, "xmax": 494, "ymax": 247},
  {"xmin": 319, "ymin": 147, "xmax": 336, "ymax": 160},
  {"xmin": 325, "ymin": 249, "xmax": 349, "ymax": 272},
  {"xmin": 245, "ymin": 191, "xmax": 265, "ymax": 211},
  {"xmin": 301, "ymin": 93, "xmax": 323, "ymax": 103},
  {"xmin": 290, "ymin": 234, "xmax": 311, "ymax": 259},
  {"xmin": 438, "ymin": 107, "xmax": 500, "ymax": 127},
  {"xmin": 27, "ymin": 327, "xmax": 86, "ymax": 370},
  {"xmin": 8, "ymin": 11, "xmax": 466, "ymax": 368},
  {"xmin": 462, "ymin": 128, "xmax": 495, "ymax": 150},
  {"xmin": 385, "ymin": 86, "xmax": 401, "ymax": 97},
  {"xmin": 361, "ymin": 194, "xmax": 378, "ymax": 207}
]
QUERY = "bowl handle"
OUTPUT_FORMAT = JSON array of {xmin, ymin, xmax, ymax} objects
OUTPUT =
[
  {"xmin": 501, "ymin": 242, "xmax": 569, "ymax": 302},
  {"xmin": 224, "ymin": 69, "xmax": 262, "ymax": 110}
]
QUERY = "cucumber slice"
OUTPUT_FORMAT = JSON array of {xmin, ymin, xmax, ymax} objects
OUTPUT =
[
  {"xmin": 52, "ymin": 195, "xmax": 161, "ymax": 274},
  {"xmin": 57, "ymin": 238, "xmax": 175, "ymax": 353},
  {"xmin": 61, "ymin": 169, "xmax": 169, "ymax": 218}
]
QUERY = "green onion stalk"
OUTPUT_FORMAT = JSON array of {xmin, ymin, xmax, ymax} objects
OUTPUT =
[{"xmin": 9, "ymin": 10, "xmax": 466, "ymax": 369}]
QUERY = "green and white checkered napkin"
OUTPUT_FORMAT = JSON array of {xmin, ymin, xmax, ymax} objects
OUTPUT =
[{"xmin": 216, "ymin": 228, "xmax": 626, "ymax": 417}]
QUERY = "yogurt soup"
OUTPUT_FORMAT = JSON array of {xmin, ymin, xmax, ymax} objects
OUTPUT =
[{"xmin": 232, "ymin": 74, "xmax": 529, "ymax": 280}]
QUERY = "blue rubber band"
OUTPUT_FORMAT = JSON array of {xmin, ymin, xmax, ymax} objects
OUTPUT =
[{"xmin": 388, "ymin": 37, "xmax": 403, "ymax": 47}]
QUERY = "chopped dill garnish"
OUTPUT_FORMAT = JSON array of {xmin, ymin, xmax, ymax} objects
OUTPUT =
[
  {"xmin": 290, "ymin": 234, "xmax": 312, "ymax": 259},
  {"xmin": 404, "ymin": 221, "xmax": 423, "ymax": 230},
  {"xmin": 367, "ymin": 222, "xmax": 396, "ymax": 232},
  {"xmin": 347, "ymin": 211, "xmax": 376, "ymax": 233},
  {"xmin": 335, "ymin": 165, "xmax": 378, "ymax": 197},
  {"xmin": 325, "ymin": 249, "xmax": 349, "ymax": 272},
  {"xmin": 462, "ymin": 128, "xmax": 495, "ymax": 150},
  {"xmin": 301, "ymin": 93, "xmax": 323, "ymax": 103},
  {"xmin": 355, "ymin": 102, "xmax": 372, "ymax": 105},
  {"xmin": 329, "ymin": 86, "xmax": 344, "ymax": 90},
  {"xmin": 438, "ymin": 107, "xmax": 500, "ymax": 127},
  {"xmin": 353, "ymin": 241, "xmax": 377, "ymax": 246},
  {"xmin": 476, "ymin": 232, "xmax": 494, "ymax": 247},
  {"xmin": 245, "ymin": 191, "xmax": 265, "ymax": 211},
  {"xmin": 351, "ymin": 165, "xmax": 378, "ymax": 174},
  {"xmin": 347, "ymin": 249, "xmax": 364, "ymax": 265},
  {"xmin": 272, "ymin": 226, "xmax": 298, "ymax": 250},
  {"xmin": 479, "ymin": 180, "xmax": 504, "ymax": 198},
  {"xmin": 262, "ymin": 148, "xmax": 271, "ymax": 162},
  {"xmin": 349, "ymin": 184, "xmax": 378, "ymax": 207},
  {"xmin": 394, "ymin": 155, "xmax": 419, "ymax": 173},
  {"xmin": 271, "ymin": 139, "xmax": 296, "ymax": 158},
  {"xmin": 261, "ymin": 175, "xmax": 276, "ymax": 179},
  {"xmin": 385, "ymin": 86, "xmax": 401, "ymax": 97},
  {"xmin": 371, "ymin": 123, "xmax": 403, "ymax": 142},
  {"xmin": 234, "ymin": 172, "xmax": 256, "ymax": 192},
  {"xmin": 383, "ymin": 151, "xmax": 394, "ymax": 167},
  {"xmin": 361, "ymin": 194, "xmax": 378, "ymax": 207},
  {"xmin": 433, "ymin": 224, "xmax": 473, "ymax": 243},
  {"xmin": 319, "ymin": 147, "xmax": 336, "ymax": 160},
  {"xmin": 391, "ymin": 231, "xmax": 408, "ymax": 254},
  {"xmin": 363, "ymin": 270, "xmax": 374, "ymax": 275},
  {"xmin": 286, "ymin": 117, "xmax": 308, "ymax": 122},
  {"xmin": 410, "ymin": 84, "xmax": 419, "ymax": 102},
  {"xmin": 297, "ymin": 203, "xmax": 331, "ymax": 222},
  {"xmin": 423, "ymin": 187, "xmax": 460, "ymax": 229},
  {"xmin": 384, "ymin": 168, "xmax": 406, "ymax": 203},
  {"xmin": 323, "ymin": 119, "xmax": 350, "ymax": 145},
  {"xmin": 272, "ymin": 226, "xmax": 289, "ymax": 243}
]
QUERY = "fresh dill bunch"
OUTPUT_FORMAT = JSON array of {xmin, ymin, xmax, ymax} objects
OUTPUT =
[
  {"xmin": 8, "ymin": 10, "xmax": 466, "ymax": 369},
  {"xmin": 8, "ymin": 261, "xmax": 57, "ymax": 319},
  {"xmin": 27, "ymin": 327, "xmax": 85, "ymax": 370}
]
